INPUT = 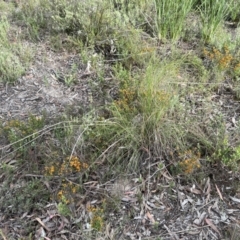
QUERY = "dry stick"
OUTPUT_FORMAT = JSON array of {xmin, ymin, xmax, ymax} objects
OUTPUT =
[
  {"xmin": 95, "ymin": 139, "xmax": 121, "ymax": 164},
  {"xmin": 68, "ymin": 120, "xmax": 121, "ymax": 167},
  {"xmin": 68, "ymin": 127, "xmax": 88, "ymax": 162},
  {"xmin": 164, "ymin": 224, "xmax": 179, "ymax": 240},
  {"xmin": 0, "ymin": 230, "xmax": 7, "ymax": 240},
  {"xmin": 161, "ymin": 225, "xmax": 210, "ymax": 237}
]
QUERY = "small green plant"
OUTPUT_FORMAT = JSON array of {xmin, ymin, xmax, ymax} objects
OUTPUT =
[
  {"xmin": 57, "ymin": 201, "xmax": 71, "ymax": 217},
  {"xmin": 87, "ymin": 205, "xmax": 105, "ymax": 232},
  {"xmin": 233, "ymin": 145, "xmax": 240, "ymax": 160},
  {"xmin": 216, "ymin": 145, "xmax": 240, "ymax": 170},
  {"xmin": 0, "ymin": 179, "xmax": 50, "ymax": 216},
  {"xmin": 3, "ymin": 115, "xmax": 45, "ymax": 151},
  {"xmin": 56, "ymin": 177, "xmax": 85, "ymax": 217},
  {"xmin": 233, "ymin": 62, "xmax": 240, "ymax": 77}
]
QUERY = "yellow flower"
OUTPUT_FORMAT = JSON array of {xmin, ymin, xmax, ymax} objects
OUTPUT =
[{"xmin": 45, "ymin": 165, "xmax": 55, "ymax": 175}]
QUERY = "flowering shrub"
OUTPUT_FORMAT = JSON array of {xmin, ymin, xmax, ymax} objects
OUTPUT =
[
  {"xmin": 114, "ymin": 87, "xmax": 138, "ymax": 114},
  {"xmin": 178, "ymin": 149, "xmax": 201, "ymax": 174},
  {"xmin": 203, "ymin": 45, "xmax": 240, "ymax": 75},
  {"xmin": 45, "ymin": 155, "xmax": 88, "ymax": 207},
  {"xmin": 45, "ymin": 155, "xmax": 88, "ymax": 176}
]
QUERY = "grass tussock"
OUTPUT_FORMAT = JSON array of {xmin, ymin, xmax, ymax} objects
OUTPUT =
[{"xmin": 154, "ymin": 0, "xmax": 195, "ymax": 42}]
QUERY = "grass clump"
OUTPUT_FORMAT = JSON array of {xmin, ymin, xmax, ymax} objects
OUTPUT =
[
  {"xmin": 13, "ymin": 0, "xmax": 153, "ymax": 67},
  {"xmin": 12, "ymin": 0, "xmax": 52, "ymax": 40},
  {"xmin": 198, "ymin": 0, "xmax": 234, "ymax": 42},
  {"xmin": 153, "ymin": 0, "xmax": 195, "ymax": 42},
  {"xmin": 0, "ymin": 17, "xmax": 32, "ymax": 83},
  {"xmin": 0, "ymin": 1, "xmax": 15, "ymax": 17},
  {"xmin": 179, "ymin": 53, "xmax": 208, "ymax": 83},
  {"xmin": 138, "ymin": 61, "xmax": 177, "ymax": 122},
  {"xmin": 82, "ymin": 59, "xmax": 184, "ymax": 173},
  {"xmin": 51, "ymin": 0, "xmax": 113, "ymax": 44},
  {"xmin": 228, "ymin": 0, "xmax": 240, "ymax": 24}
]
